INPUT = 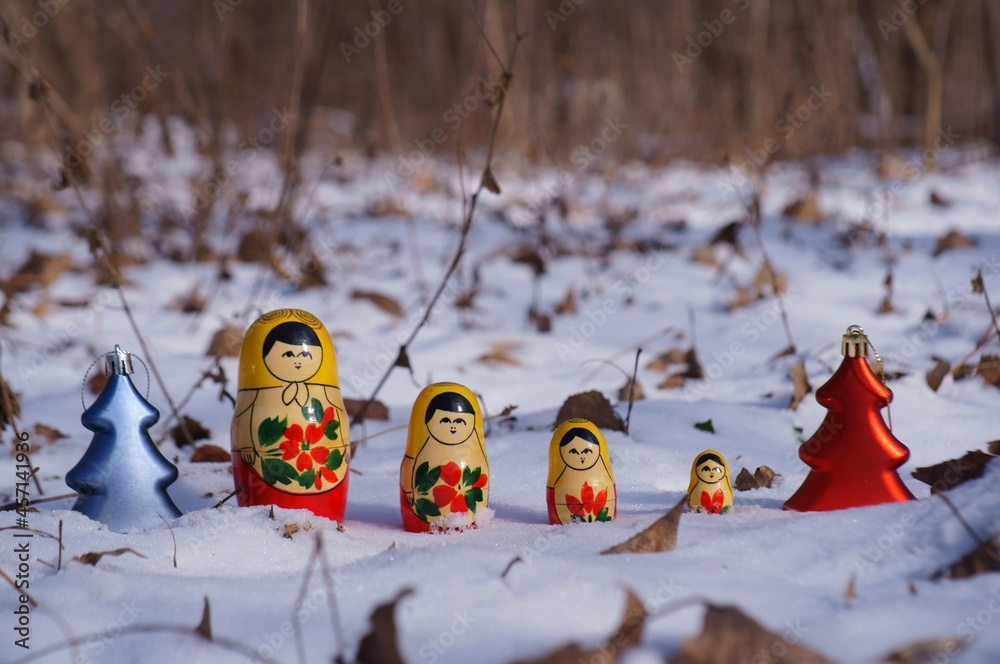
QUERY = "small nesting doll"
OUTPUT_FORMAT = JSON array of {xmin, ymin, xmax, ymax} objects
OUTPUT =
[
  {"xmin": 686, "ymin": 449, "xmax": 733, "ymax": 514},
  {"xmin": 400, "ymin": 382, "xmax": 489, "ymax": 532},
  {"xmin": 230, "ymin": 309, "xmax": 351, "ymax": 520},
  {"xmin": 547, "ymin": 419, "xmax": 616, "ymax": 524}
]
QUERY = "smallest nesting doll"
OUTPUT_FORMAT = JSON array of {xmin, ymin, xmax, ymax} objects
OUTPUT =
[
  {"xmin": 400, "ymin": 382, "xmax": 489, "ymax": 532},
  {"xmin": 686, "ymin": 449, "xmax": 733, "ymax": 514},
  {"xmin": 547, "ymin": 419, "xmax": 616, "ymax": 524}
]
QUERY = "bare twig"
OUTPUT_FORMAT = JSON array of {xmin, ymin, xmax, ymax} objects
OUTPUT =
[
  {"xmin": 212, "ymin": 486, "xmax": 244, "ymax": 509},
  {"xmin": 351, "ymin": 15, "xmax": 528, "ymax": 441},
  {"xmin": 0, "ymin": 493, "xmax": 77, "ymax": 512},
  {"xmin": 741, "ymin": 177, "xmax": 797, "ymax": 353},
  {"xmin": 159, "ymin": 514, "xmax": 179, "ymax": 568},
  {"xmin": 0, "ymin": 344, "xmax": 43, "ymax": 495},
  {"xmin": 623, "ymin": 348, "xmax": 642, "ymax": 435}
]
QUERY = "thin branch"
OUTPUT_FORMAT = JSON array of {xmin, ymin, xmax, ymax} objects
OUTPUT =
[
  {"xmin": 623, "ymin": 348, "xmax": 642, "ymax": 435},
  {"xmin": 212, "ymin": 486, "xmax": 244, "ymax": 509},
  {"xmin": 351, "ymin": 20, "xmax": 527, "ymax": 439}
]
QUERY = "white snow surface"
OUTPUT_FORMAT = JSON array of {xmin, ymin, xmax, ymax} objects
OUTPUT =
[{"xmin": 1, "ymin": 125, "xmax": 999, "ymax": 663}]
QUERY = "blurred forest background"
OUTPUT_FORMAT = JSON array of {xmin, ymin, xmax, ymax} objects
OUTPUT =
[{"xmin": 1, "ymin": 0, "xmax": 997, "ymax": 167}]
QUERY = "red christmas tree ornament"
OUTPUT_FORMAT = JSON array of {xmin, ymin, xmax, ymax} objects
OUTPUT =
[{"xmin": 784, "ymin": 325, "xmax": 916, "ymax": 512}]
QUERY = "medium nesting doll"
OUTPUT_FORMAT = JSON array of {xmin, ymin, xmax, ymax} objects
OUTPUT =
[
  {"xmin": 686, "ymin": 449, "xmax": 733, "ymax": 514},
  {"xmin": 547, "ymin": 419, "xmax": 616, "ymax": 524},
  {"xmin": 230, "ymin": 309, "xmax": 351, "ymax": 520},
  {"xmin": 400, "ymin": 382, "xmax": 489, "ymax": 532}
]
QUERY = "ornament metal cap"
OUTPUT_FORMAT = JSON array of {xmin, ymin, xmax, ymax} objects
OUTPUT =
[
  {"xmin": 841, "ymin": 325, "xmax": 869, "ymax": 358},
  {"xmin": 105, "ymin": 345, "xmax": 134, "ymax": 376}
]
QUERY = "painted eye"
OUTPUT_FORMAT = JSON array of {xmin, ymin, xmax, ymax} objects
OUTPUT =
[
  {"xmin": 299, "ymin": 351, "xmax": 313, "ymax": 359},
  {"xmin": 569, "ymin": 448, "xmax": 579, "ymax": 455},
  {"xmin": 582, "ymin": 448, "xmax": 593, "ymax": 454},
  {"xmin": 701, "ymin": 465, "xmax": 710, "ymax": 472},
  {"xmin": 454, "ymin": 418, "xmax": 466, "ymax": 425},
  {"xmin": 282, "ymin": 351, "xmax": 295, "ymax": 358},
  {"xmin": 439, "ymin": 417, "xmax": 452, "ymax": 424}
]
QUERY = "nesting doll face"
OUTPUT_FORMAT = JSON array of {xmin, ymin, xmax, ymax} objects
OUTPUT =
[
  {"xmin": 559, "ymin": 434, "xmax": 601, "ymax": 471},
  {"xmin": 696, "ymin": 456, "xmax": 727, "ymax": 484},
  {"xmin": 263, "ymin": 340, "xmax": 322, "ymax": 383},
  {"xmin": 426, "ymin": 408, "xmax": 475, "ymax": 446}
]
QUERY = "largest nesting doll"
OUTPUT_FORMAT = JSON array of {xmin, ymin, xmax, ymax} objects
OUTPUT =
[
  {"xmin": 400, "ymin": 382, "xmax": 489, "ymax": 532},
  {"xmin": 231, "ymin": 309, "xmax": 351, "ymax": 520}
]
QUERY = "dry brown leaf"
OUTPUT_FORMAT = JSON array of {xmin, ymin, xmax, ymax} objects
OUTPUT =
[
  {"xmin": 0, "ymin": 376, "xmax": 22, "ymax": 434},
  {"xmin": 509, "ymin": 245, "xmax": 546, "ymax": 276},
  {"xmin": 782, "ymin": 189, "xmax": 824, "ymax": 223},
  {"xmin": 195, "ymin": 597, "xmax": 212, "ymax": 640},
  {"xmin": 646, "ymin": 348, "xmax": 687, "ymax": 373},
  {"xmin": 709, "ymin": 220, "xmax": 742, "ymax": 247},
  {"xmin": 878, "ymin": 295, "xmax": 897, "ymax": 314},
  {"xmin": 514, "ymin": 590, "xmax": 647, "ymax": 664},
  {"xmin": 554, "ymin": 288, "xmax": 577, "ymax": 315},
  {"xmin": 32, "ymin": 422, "xmax": 67, "ymax": 444},
  {"xmin": 236, "ymin": 229, "xmax": 273, "ymax": 263},
  {"xmin": 296, "ymin": 251, "xmax": 328, "ymax": 290},
  {"xmin": 681, "ymin": 348, "xmax": 705, "ymax": 379},
  {"xmin": 172, "ymin": 287, "xmax": 206, "ymax": 313},
  {"xmin": 344, "ymin": 398, "xmax": 390, "ymax": 421},
  {"xmin": 356, "ymin": 589, "xmax": 413, "ymax": 664},
  {"xmin": 555, "ymin": 391, "xmax": 624, "ymax": 432},
  {"xmin": 206, "ymin": 324, "xmax": 243, "ymax": 357},
  {"xmin": 191, "ymin": 444, "xmax": 230, "ymax": 463},
  {"xmin": 881, "ymin": 636, "xmax": 968, "ymax": 663},
  {"xmin": 928, "ymin": 190, "xmax": 952, "ymax": 207},
  {"xmin": 932, "ymin": 229, "xmax": 976, "ymax": 257},
  {"xmin": 844, "ymin": 574, "xmax": 858, "ymax": 604},
  {"xmin": 911, "ymin": 450, "xmax": 996, "ymax": 492},
  {"xmin": 971, "ymin": 269, "xmax": 985, "ymax": 294},
  {"xmin": 2, "ymin": 251, "xmax": 73, "ymax": 294},
  {"xmin": 935, "ymin": 535, "xmax": 1000, "ymax": 579},
  {"xmin": 603, "ymin": 497, "xmax": 683, "ymax": 555},
  {"xmin": 977, "ymin": 354, "xmax": 1000, "ymax": 388},
  {"xmin": 733, "ymin": 465, "xmax": 780, "ymax": 491},
  {"xmin": 925, "ymin": 357, "xmax": 951, "ymax": 392},
  {"xmin": 755, "ymin": 262, "xmax": 788, "ymax": 296},
  {"xmin": 481, "ymin": 167, "xmax": 502, "ymax": 194},
  {"xmin": 658, "ymin": 374, "xmax": 686, "ymax": 390},
  {"xmin": 789, "ymin": 360, "xmax": 812, "ymax": 411},
  {"xmin": 454, "ymin": 288, "xmax": 478, "ymax": 310},
  {"xmin": 283, "ymin": 523, "xmax": 300, "ymax": 539},
  {"xmin": 73, "ymin": 548, "xmax": 147, "ymax": 566},
  {"xmin": 989, "ymin": 440, "xmax": 1000, "ymax": 455},
  {"xmin": 691, "ymin": 244, "xmax": 720, "ymax": 267},
  {"xmin": 170, "ymin": 415, "xmax": 212, "ymax": 447},
  {"xmin": 367, "ymin": 198, "xmax": 410, "ymax": 218},
  {"xmin": 478, "ymin": 341, "xmax": 523, "ymax": 367},
  {"xmin": 671, "ymin": 604, "xmax": 832, "ymax": 664},
  {"xmin": 728, "ymin": 284, "xmax": 761, "ymax": 311},
  {"xmin": 351, "ymin": 289, "xmax": 404, "ymax": 317},
  {"xmin": 530, "ymin": 310, "xmax": 552, "ymax": 333},
  {"xmin": 618, "ymin": 378, "xmax": 645, "ymax": 403}
]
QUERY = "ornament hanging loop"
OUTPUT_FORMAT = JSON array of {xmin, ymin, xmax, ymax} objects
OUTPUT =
[
  {"xmin": 844, "ymin": 325, "xmax": 892, "ymax": 430},
  {"xmin": 81, "ymin": 345, "xmax": 151, "ymax": 411}
]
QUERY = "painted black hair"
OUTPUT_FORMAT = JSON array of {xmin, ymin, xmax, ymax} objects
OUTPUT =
[
  {"xmin": 262, "ymin": 321, "xmax": 322, "ymax": 357},
  {"xmin": 424, "ymin": 392, "xmax": 476, "ymax": 423},
  {"xmin": 696, "ymin": 452, "xmax": 724, "ymax": 467},
  {"xmin": 559, "ymin": 427, "xmax": 600, "ymax": 448}
]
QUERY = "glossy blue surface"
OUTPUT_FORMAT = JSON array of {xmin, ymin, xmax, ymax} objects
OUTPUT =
[{"xmin": 66, "ymin": 350, "xmax": 182, "ymax": 532}]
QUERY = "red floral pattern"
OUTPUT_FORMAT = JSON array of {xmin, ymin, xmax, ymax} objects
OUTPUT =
[
  {"xmin": 700, "ymin": 489, "xmax": 725, "ymax": 514},
  {"xmin": 277, "ymin": 407, "xmax": 341, "ymax": 488},
  {"xmin": 565, "ymin": 482, "xmax": 610, "ymax": 522}
]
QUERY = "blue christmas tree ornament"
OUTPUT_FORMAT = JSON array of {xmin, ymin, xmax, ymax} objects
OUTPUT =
[{"xmin": 66, "ymin": 345, "xmax": 182, "ymax": 532}]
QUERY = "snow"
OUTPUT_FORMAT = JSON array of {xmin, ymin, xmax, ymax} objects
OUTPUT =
[{"xmin": 1, "ymin": 126, "xmax": 1000, "ymax": 663}]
